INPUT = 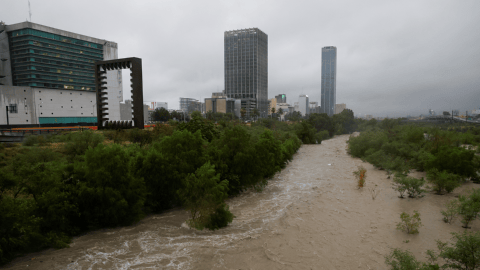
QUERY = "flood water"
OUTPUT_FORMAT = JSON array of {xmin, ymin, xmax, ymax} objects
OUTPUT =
[{"xmin": 5, "ymin": 135, "xmax": 479, "ymax": 269}]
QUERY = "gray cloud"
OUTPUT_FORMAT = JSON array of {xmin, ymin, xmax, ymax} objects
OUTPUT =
[{"xmin": 2, "ymin": 0, "xmax": 479, "ymax": 116}]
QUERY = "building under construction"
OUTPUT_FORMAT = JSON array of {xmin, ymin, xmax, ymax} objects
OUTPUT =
[{"xmin": 224, "ymin": 28, "xmax": 268, "ymax": 118}]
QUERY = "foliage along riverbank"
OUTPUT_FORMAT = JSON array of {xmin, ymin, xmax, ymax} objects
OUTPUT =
[
  {"xmin": 0, "ymin": 111, "xmax": 357, "ymax": 265},
  {"xmin": 348, "ymin": 119, "xmax": 480, "ymax": 269}
]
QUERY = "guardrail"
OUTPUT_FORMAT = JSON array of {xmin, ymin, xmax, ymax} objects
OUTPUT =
[{"xmin": 0, "ymin": 128, "xmax": 82, "ymax": 143}]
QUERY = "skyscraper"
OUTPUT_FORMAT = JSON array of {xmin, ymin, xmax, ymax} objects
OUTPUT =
[
  {"xmin": 321, "ymin": 46, "xmax": 337, "ymax": 116},
  {"xmin": 275, "ymin": 94, "xmax": 286, "ymax": 104},
  {"xmin": 224, "ymin": 28, "xmax": 268, "ymax": 118}
]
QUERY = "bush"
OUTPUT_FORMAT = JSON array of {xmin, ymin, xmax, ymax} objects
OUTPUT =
[
  {"xmin": 426, "ymin": 169, "xmax": 461, "ymax": 195},
  {"xmin": 63, "ymin": 130, "xmax": 104, "ymax": 160},
  {"xmin": 392, "ymin": 175, "xmax": 425, "ymax": 198},
  {"xmin": 353, "ymin": 166, "xmax": 367, "ymax": 188},
  {"xmin": 441, "ymin": 199, "xmax": 460, "ymax": 224},
  {"xmin": 177, "ymin": 162, "xmax": 231, "ymax": 230},
  {"xmin": 22, "ymin": 135, "xmax": 40, "ymax": 146},
  {"xmin": 295, "ymin": 121, "xmax": 317, "ymax": 144},
  {"xmin": 128, "ymin": 128, "xmax": 153, "ymax": 146},
  {"xmin": 397, "ymin": 211, "xmax": 423, "ymax": 234},
  {"xmin": 204, "ymin": 203, "xmax": 235, "ymax": 231},
  {"xmin": 385, "ymin": 248, "xmax": 424, "ymax": 270},
  {"xmin": 133, "ymin": 130, "xmax": 207, "ymax": 212},
  {"xmin": 77, "ymin": 144, "xmax": 145, "ymax": 228},
  {"xmin": 438, "ymin": 231, "xmax": 480, "ymax": 270},
  {"xmin": 457, "ymin": 189, "xmax": 480, "ymax": 228}
]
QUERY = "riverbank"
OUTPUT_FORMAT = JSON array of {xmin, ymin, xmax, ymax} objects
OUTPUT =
[{"xmin": 4, "ymin": 135, "xmax": 479, "ymax": 269}]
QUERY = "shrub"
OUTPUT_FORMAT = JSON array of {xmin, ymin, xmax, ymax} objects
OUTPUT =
[
  {"xmin": 441, "ymin": 199, "xmax": 460, "ymax": 224},
  {"xmin": 295, "ymin": 121, "xmax": 317, "ymax": 144},
  {"xmin": 437, "ymin": 231, "xmax": 480, "ymax": 270},
  {"xmin": 426, "ymin": 169, "xmax": 461, "ymax": 195},
  {"xmin": 77, "ymin": 144, "xmax": 146, "ymax": 227},
  {"xmin": 177, "ymin": 162, "xmax": 231, "ymax": 230},
  {"xmin": 177, "ymin": 113, "xmax": 219, "ymax": 142},
  {"xmin": 152, "ymin": 123, "xmax": 174, "ymax": 138},
  {"xmin": 426, "ymin": 146, "xmax": 476, "ymax": 178},
  {"xmin": 22, "ymin": 135, "xmax": 39, "ymax": 146},
  {"xmin": 133, "ymin": 130, "xmax": 207, "ymax": 212},
  {"xmin": 353, "ymin": 166, "xmax": 367, "ymax": 188},
  {"xmin": 63, "ymin": 130, "xmax": 104, "ymax": 160},
  {"xmin": 457, "ymin": 189, "xmax": 480, "ymax": 228},
  {"xmin": 397, "ymin": 211, "xmax": 423, "ymax": 234},
  {"xmin": 392, "ymin": 175, "xmax": 425, "ymax": 198},
  {"xmin": 128, "ymin": 128, "xmax": 153, "ymax": 146},
  {"xmin": 204, "ymin": 203, "xmax": 235, "ymax": 231},
  {"xmin": 384, "ymin": 248, "xmax": 423, "ymax": 270}
]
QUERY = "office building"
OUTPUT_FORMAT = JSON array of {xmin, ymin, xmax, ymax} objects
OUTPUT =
[
  {"xmin": 321, "ymin": 46, "xmax": 337, "ymax": 116},
  {"xmin": 0, "ymin": 21, "xmax": 121, "ymax": 125},
  {"xmin": 298, "ymin": 95, "xmax": 310, "ymax": 116},
  {"xmin": 151, "ymin": 102, "xmax": 168, "ymax": 110},
  {"xmin": 268, "ymin": 97, "xmax": 277, "ymax": 115},
  {"xmin": 224, "ymin": 28, "xmax": 268, "ymax": 118},
  {"xmin": 120, "ymin": 100, "xmax": 149, "ymax": 125},
  {"xmin": 179, "ymin": 97, "xmax": 199, "ymax": 113},
  {"xmin": 275, "ymin": 94, "xmax": 286, "ymax": 104},
  {"xmin": 335, "ymin": 103, "xmax": 346, "ymax": 114}
]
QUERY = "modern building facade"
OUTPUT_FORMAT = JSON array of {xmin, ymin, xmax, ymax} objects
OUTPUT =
[
  {"xmin": 275, "ymin": 94, "xmax": 286, "ymax": 104},
  {"xmin": 224, "ymin": 28, "xmax": 268, "ymax": 118},
  {"xmin": 335, "ymin": 103, "xmax": 346, "ymax": 114},
  {"xmin": 0, "ymin": 21, "xmax": 122, "ymax": 125},
  {"xmin": 268, "ymin": 97, "xmax": 277, "ymax": 115},
  {"xmin": 179, "ymin": 98, "xmax": 198, "ymax": 112},
  {"xmin": 120, "ymin": 99, "xmax": 149, "ymax": 125},
  {"xmin": 321, "ymin": 46, "xmax": 337, "ymax": 116},
  {"xmin": 298, "ymin": 95, "xmax": 310, "ymax": 116}
]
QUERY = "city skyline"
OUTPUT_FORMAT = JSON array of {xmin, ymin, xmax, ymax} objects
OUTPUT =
[{"xmin": 1, "ymin": 0, "xmax": 479, "ymax": 117}]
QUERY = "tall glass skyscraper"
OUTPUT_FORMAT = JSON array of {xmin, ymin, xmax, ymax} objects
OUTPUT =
[
  {"xmin": 321, "ymin": 46, "xmax": 337, "ymax": 116},
  {"xmin": 224, "ymin": 28, "xmax": 268, "ymax": 118}
]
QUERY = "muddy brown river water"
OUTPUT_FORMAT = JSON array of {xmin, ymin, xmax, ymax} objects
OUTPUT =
[{"xmin": 4, "ymin": 135, "xmax": 479, "ymax": 269}]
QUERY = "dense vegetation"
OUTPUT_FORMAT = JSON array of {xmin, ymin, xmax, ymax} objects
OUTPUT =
[
  {"xmin": 0, "ymin": 110, "xmax": 357, "ymax": 265},
  {"xmin": 348, "ymin": 119, "xmax": 480, "ymax": 269},
  {"xmin": 349, "ymin": 119, "xmax": 480, "ymax": 194}
]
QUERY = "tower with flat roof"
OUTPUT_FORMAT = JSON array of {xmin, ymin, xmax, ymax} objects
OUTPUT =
[
  {"xmin": 321, "ymin": 46, "xmax": 337, "ymax": 116},
  {"xmin": 224, "ymin": 28, "xmax": 268, "ymax": 118}
]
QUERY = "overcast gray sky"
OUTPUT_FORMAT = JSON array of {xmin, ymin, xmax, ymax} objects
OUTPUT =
[{"xmin": 2, "ymin": 0, "xmax": 479, "ymax": 117}]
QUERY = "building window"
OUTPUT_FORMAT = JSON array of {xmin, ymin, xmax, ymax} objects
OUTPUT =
[{"xmin": 8, "ymin": 104, "xmax": 18, "ymax": 113}]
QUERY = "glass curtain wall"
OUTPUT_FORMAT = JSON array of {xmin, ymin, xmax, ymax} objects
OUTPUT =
[
  {"xmin": 224, "ymin": 28, "xmax": 268, "ymax": 118},
  {"xmin": 321, "ymin": 46, "xmax": 337, "ymax": 116},
  {"xmin": 8, "ymin": 28, "xmax": 103, "ymax": 91}
]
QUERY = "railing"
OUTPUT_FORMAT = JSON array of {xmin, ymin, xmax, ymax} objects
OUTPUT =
[{"xmin": 0, "ymin": 127, "xmax": 86, "ymax": 143}]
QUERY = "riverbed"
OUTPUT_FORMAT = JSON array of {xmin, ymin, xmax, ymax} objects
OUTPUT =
[{"xmin": 4, "ymin": 135, "xmax": 479, "ymax": 269}]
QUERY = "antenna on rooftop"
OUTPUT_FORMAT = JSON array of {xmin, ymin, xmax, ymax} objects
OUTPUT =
[{"xmin": 28, "ymin": 0, "xmax": 32, "ymax": 22}]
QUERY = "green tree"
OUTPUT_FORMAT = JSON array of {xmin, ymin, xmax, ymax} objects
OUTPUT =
[
  {"xmin": 177, "ymin": 162, "xmax": 231, "ymax": 230},
  {"xmin": 308, "ymin": 113, "xmax": 335, "ymax": 137},
  {"xmin": 295, "ymin": 121, "xmax": 317, "ymax": 144},
  {"xmin": 78, "ymin": 144, "xmax": 146, "ymax": 227},
  {"xmin": 457, "ymin": 189, "xmax": 480, "ymax": 228},
  {"xmin": 426, "ymin": 168, "xmax": 461, "ymax": 195},
  {"xmin": 152, "ymin": 107, "xmax": 170, "ymax": 122},
  {"xmin": 252, "ymin": 107, "xmax": 260, "ymax": 122},
  {"xmin": 240, "ymin": 108, "xmax": 247, "ymax": 120},
  {"xmin": 438, "ymin": 231, "xmax": 480, "ymax": 270}
]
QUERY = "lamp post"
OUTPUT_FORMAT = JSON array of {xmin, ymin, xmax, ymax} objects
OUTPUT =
[{"xmin": 5, "ymin": 106, "xmax": 9, "ymax": 129}]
